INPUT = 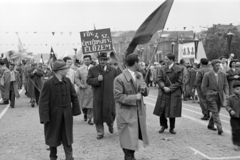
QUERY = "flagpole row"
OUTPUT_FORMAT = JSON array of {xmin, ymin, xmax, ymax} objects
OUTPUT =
[{"xmin": 144, "ymin": 30, "xmax": 164, "ymax": 81}]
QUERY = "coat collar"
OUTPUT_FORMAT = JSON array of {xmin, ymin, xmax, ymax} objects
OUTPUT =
[
  {"xmin": 97, "ymin": 64, "xmax": 111, "ymax": 72},
  {"xmin": 123, "ymin": 69, "xmax": 133, "ymax": 82},
  {"xmin": 52, "ymin": 75, "xmax": 67, "ymax": 84}
]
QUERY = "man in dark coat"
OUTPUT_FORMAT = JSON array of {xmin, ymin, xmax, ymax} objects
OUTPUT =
[
  {"xmin": 202, "ymin": 59, "xmax": 229, "ymax": 135},
  {"xmin": 87, "ymin": 52, "xmax": 118, "ymax": 140},
  {"xmin": 39, "ymin": 59, "xmax": 81, "ymax": 160},
  {"xmin": 192, "ymin": 58, "xmax": 212, "ymax": 120},
  {"xmin": 153, "ymin": 53, "xmax": 183, "ymax": 134}
]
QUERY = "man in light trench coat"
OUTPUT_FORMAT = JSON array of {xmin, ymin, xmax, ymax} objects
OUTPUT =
[
  {"xmin": 114, "ymin": 54, "xmax": 149, "ymax": 160},
  {"xmin": 75, "ymin": 55, "xmax": 94, "ymax": 125}
]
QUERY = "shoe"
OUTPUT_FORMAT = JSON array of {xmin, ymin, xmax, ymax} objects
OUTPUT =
[
  {"xmin": 84, "ymin": 115, "xmax": 87, "ymax": 121},
  {"xmin": 233, "ymin": 145, "xmax": 240, "ymax": 151},
  {"xmin": 159, "ymin": 126, "xmax": 167, "ymax": 133},
  {"xmin": 169, "ymin": 129, "xmax": 176, "ymax": 134},
  {"xmin": 88, "ymin": 119, "xmax": 94, "ymax": 125},
  {"xmin": 201, "ymin": 116, "xmax": 209, "ymax": 120},
  {"xmin": 10, "ymin": 106, "xmax": 14, "ymax": 108},
  {"xmin": 109, "ymin": 127, "xmax": 114, "ymax": 134},
  {"xmin": 96, "ymin": 135, "xmax": 104, "ymax": 140},
  {"xmin": 218, "ymin": 130, "xmax": 223, "ymax": 135},
  {"xmin": 207, "ymin": 126, "xmax": 217, "ymax": 131},
  {"xmin": 0, "ymin": 101, "xmax": 9, "ymax": 105}
]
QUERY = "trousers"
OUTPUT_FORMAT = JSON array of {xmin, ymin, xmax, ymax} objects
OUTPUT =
[
  {"xmin": 231, "ymin": 117, "xmax": 240, "ymax": 146},
  {"xmin": 207, "ymin": 94, "xmax": 222, "ymax": 131},
  {"xmin": 95, "ymin": 123, "xmax": 113, "ymax": 136},
  {"xmin": 49, "ymin": 116, "xmax": 73, "ymax": 160}
]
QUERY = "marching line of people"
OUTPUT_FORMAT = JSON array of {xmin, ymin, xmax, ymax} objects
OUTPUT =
[{"xmin": 1, "ymin": 51, "xmax": 240, "ymax": 160}]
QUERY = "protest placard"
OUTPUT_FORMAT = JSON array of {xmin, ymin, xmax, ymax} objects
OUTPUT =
[{"xmin": 80, "ymin": 28, "xmax": 113, "ymax": 54}]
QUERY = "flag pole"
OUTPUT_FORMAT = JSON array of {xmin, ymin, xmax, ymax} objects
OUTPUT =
[{"xmin": 144, "ymin": 30, "xmax": 164, "ymax": 81}]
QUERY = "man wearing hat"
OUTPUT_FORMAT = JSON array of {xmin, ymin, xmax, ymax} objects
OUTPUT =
[
  {"xmin": 75, "ymin": 55, "xmax": 94, "ymax": 125},
  {"xmin": 39, "ymin": 59, "xmax": 81, "ymax": 160},
  {"xmin": 87, "ymin": 52, "xmax": 118, "ymax": 140},
  {"xmin": 193, "ymin": 58, "xmax": 212, "ymax": 120},
  {"xmin": 202, "ymin": 59, "xmax": 229, "ymax": 135}
]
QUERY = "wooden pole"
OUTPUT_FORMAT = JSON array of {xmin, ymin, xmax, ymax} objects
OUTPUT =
[{"xmin": 144, "ymin": 30, "xmax": 164, "ymax": 81}]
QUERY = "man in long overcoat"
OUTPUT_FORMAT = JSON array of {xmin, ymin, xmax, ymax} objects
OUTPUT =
[
  {"xmin": 153, "ymin": 53, "xmax": 183, "ymax": 134},
  {"xmin": 0, "ymin": 59, "xmax": 10, "ymax": 104},
  {"xmin": 39, "ymin": 59, "xmax": 81, "ymax": 160},
  {"xmin": 75, "ymin": 55, "xmax": 94, "ymax": 125},
  {"xmin": 87, "ymin": 52, "xmax": 118, "ymax": 140},
  {"xmin": 114, "ymin": 54, "xmax": 149, "ymax": 160},
  {"xmin": 202, "ymin": 59, "xmax": 229, "ymax": 135}
]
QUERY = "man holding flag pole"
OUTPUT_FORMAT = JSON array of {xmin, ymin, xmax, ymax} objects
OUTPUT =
[{"xmin": 114, "ymin": 0, "xmax": 175, "ymax": 159}]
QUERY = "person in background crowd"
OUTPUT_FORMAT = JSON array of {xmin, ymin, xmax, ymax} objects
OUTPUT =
[
  {"xmin": 152, "ymin": 63, "xmax": 158, "ymax": 88},
  {"xmin": 23, "ymin": 60, "xmax": 32, "ymax": 97},
  {"xmin": 28, "ymin": 63, "xmax": 43, "ymax": 107},
  {"xmin": 114, "ymin": 53, "xmax": 149, "ymax": 160},
  {"xmin": 226, "ymin": 60, "xmax": 240, "ymax": 95},
  {"xmin": 153, "ymin": 53, "xmax": 183, "ymax": 135},
  {"xmin": 184, "ymin": 65, "xmax": 191, "ymax": 100},
  {"xmin": 0, "ymin": 60, "xmax": 10, "ymax": 104},
  {"xmin": 179, "ymin": 59, "xmax": 189, "ymax": 101},
  {"xmin": 63, "ymin": 57, "xmax": 75, "ymax": 85},
  {"xmin": 235, "ymin": 62, "xmax": 240, "ymax": 72},
  {"xmin": 87, "ymin": 52, "xmax": 118, "ymax": 140},
  {"xmin": 188, "ymin": 63, "xmax": 198, "ymax": 102},
  {"xmin": 193, "ymin": 58, "xmax": 212, "ymax": 120},
  {"xmin": 16, "ymin": 62, "xmax": 23, "ymax": 89},
  {"xmin": 42, "ymin": 64, "xmax": 52, "ymax": 83},
  {"xmin": 227, "ymin": 53, "xmax": 235, "ymax": 68},
  {"xmin": 7, "ymin": 63, "xmax": 20, "ymax": 108},
  {"xmin": 202, "ymin": 59, "xmax": 229, "ymax": 135},
  {"xmin": 225, "ymin": 81, "xmax": 240, "ymax": 151},
  {"xmin": 219, "ymin": 56, "xmax": 228, "ymax": 73},
  {"xmin": 71, "ymin": 59, "xmax": 81, "ymax": 71},
  {"xmin": 39, "ymin": 59, "xmax": 81, "ymax": 160},
  {"xmin": 75, "ymin": 55, "xmax": 94, "ymax": 125}
]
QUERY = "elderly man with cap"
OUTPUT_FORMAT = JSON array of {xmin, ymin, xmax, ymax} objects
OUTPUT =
[
  {"xmin": 39, "ymin": 59, "xmax": 81, "ymax": 160},
  {"xmin": 27, "ymin": 62, "xmax": 43, "ymax": 107},
  {"xmin": 202, "ymin": 59, "xmax": 229, "ymax": 135},
  {"xmin": 87, "ymin": 52, "xmax": 118, "ymax": 140}
]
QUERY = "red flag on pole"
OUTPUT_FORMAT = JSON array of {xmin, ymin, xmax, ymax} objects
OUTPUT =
[{"xmin": 126, "ymin": 0, "xmax": 174, "ymax": 55}]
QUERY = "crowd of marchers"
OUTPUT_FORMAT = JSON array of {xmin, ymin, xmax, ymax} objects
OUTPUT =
[{"xmin": 0, "ymin": 52, "xmax": 240, "ymax": 160}]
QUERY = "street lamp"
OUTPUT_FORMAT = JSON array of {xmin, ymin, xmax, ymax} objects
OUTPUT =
[
  {"xmin": 73, "ymin": 48, "xmax": 77, "ymax": 54},
  {"xmin": 171, "ymin": 42, "xmax": 175, "ymax": 54},
  {"xmin": 227, "ymin": 32, "xmax": 234, "ymax": 56},
  {"xmin": 194, "ymin": 37, "xmax": 199, "ymax": 59}
]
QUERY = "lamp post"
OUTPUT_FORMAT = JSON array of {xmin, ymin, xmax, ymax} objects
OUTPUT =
[
  {"xmin": 227, "ymin": 32, "xmax": 234, "ymax": 56},
  {"xmin": 171, "ymin": 42, "xmax": 175, "ymax": 54},
  {"xmin": 194, "ymin": 37, "xmax": 199, "ymax": 59},
  {"xmin": 73, "ymin": 48, "xmax": 77, "ymax": 54}
]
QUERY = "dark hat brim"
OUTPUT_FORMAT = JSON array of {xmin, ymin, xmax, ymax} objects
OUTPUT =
[{"xmin": 53, "ymin": 65, "xmax": 69, "ymax": 71}]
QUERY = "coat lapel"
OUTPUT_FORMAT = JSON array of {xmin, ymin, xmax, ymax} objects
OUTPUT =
[{"xmin": 210, "ymin": 71, "xmax": 219, "ymax": 89}]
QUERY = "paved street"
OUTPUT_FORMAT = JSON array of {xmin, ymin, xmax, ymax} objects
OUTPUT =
[{"xmin": 0, "ymin": 88, "xmax": 240, "ymax": 160}]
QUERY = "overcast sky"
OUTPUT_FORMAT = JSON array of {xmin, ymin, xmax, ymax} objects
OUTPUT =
[{"xmin": 0, "ymin": 0, "xmax": 240, "ymax": 32}]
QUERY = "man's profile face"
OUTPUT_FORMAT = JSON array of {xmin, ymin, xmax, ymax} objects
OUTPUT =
[{"xmin": 66, "ymin": 59, "xmax": 72, "ymax": 68}]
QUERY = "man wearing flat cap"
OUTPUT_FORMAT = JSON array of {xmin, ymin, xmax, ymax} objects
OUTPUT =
[
  {"xmin": 202, "ymin": 59, "xmax": 229, "ymax": 135},
  {"xmin": 87, "ymin": 52, "xmax": 118, "ymax": 140},
  {"xmin": 39, "ymin": 59, "xmax": 81, "ymax": 160}
]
